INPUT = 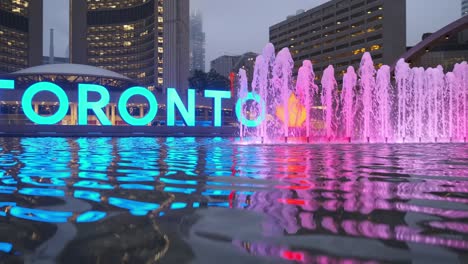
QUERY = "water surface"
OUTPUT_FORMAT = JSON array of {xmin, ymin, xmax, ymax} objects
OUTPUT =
[{"xmin": 0, "ymin": 137, "xmax": 467, "ymax": 263}]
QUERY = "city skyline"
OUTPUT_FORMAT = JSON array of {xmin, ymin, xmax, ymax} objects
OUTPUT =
[{"xmin": 43, "ymin": 0, "xmax": 461, "ymax": 71}]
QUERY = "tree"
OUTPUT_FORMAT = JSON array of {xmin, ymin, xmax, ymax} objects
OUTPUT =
[
  {"xmin": 188, "ymin": 69, "xmax": 231, "ymax": 92},
  {"xmin": 206, "ymin": 69, "xmax": 230, "ymax": 91},
  {"xmin": 188, "ymin": 70, "xmax": 208, "ymax": 93}
]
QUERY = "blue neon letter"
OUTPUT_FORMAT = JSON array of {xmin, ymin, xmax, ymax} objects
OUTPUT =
[
  {"xmin": 78, "ymin": 84, "xmax": 111, "ymax": 126},
  {"xmin": 167, "ymin": 88, "xmax": 195, "ymax": 126},
  {"xmin": 118, "ymin": 87, "xmax": 158, "ymax": 126},
  {"xmin": 204, "ymin": 90, "xmax": 231, "ymax": 127},
  {"xmin": 22, "ymin": 82, "xmax": 69, "ymax": 125},
  {"xmin": 235, "ymin": 92, "xmax": 266, "ymax": 127},
  {"xmin": 0, "ymin": 79, "xmax": 15, "ymax": 89}
]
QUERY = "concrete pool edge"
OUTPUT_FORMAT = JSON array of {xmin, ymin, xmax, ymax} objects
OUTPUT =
[{"xmin": 0, "ymin": 125, "xmax": 238, "ymax": 137}]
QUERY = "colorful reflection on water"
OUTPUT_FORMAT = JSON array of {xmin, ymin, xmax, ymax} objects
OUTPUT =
[{"xmin": 0, "ymin": 137, "xmax": 467, "ymax": 263}]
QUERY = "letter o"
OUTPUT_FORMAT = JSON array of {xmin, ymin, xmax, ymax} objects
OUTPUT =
[
  {"xmin": 235, "ymin": 92, "xmax": 266, "ymax": 127},
  {"xmin": 22, "ymin": 82, "xmax": 69, "ymax": 125},
  {"xmin": 118, "ymin": 87, "xmax": 158, "ymax": 126}
]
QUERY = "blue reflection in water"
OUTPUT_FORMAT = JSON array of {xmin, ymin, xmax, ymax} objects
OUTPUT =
[
  {"xmin": 10, "ymin": 207, "xmax": 72, "ymax": 223},
  {"xmin": 108, "ymin": 197, "xmax": 159, "ymax": 216},
  {"xmin": 0, "ymin": 202, "xmax": 16, "ymax": 216},
  {"xmin": 0, "ymin": 136, "xmax": 306, "ymax": 229},
  {"xmin": 78, "ymin": 172, "xmax": 108, "ymax": 181},
  {"xmin": 19, "ymin": 188, "xmax": 64, "ymax": 197},
  {"xmin": 74, "ymin": 190, "xmax": 101, "ymax": 202},
  {"xmin": 170, "ymin": 202, "xmax": 187, "ymax": 209},
  {"xmin": 159, "ymin": 177, "xmax": 197, "ymax": 185},
  {"xmin": 76, "ymin": 211, "xmax": 106, "ymax": 223},
  {"xmin": 0, "ymin": 137, "xmax": 466, "ymax": 262},
  {"xmin": 20, "ymin": 176, "xmax": 65, "ymax": 187},
  {"xmin": 77, "ymin": 138, "xmax": 114, "ymax": 172},
  {"xmin": 207, "ymin": 202, "xmax": 230, "ymax": 208},
  {"xmin": 165, "ymin": 137, "xmax": 198, "ymax": 176},
  {"xmin": 117, "ymin": 176, "xmax": 155, "ymax": 182},
  {"xmin": 0, "ymin": 137, "xmax": 264, "ymax": 225},
  {"xmin": 120, "ymin": 184, "xmax": 154, "ymax": 190},
  {"xmin": 19, "ymin": 138, "xmax": 72, "ymax": 179},
  {"xmin": 0, "ymin": 242, "xmax": 13, "ymax": 253},
  {"xmin": 163, "ymin": 186, "xmax": 196, "ymax": 194},
  {"xmin": 1, "ymin": 177, "xmax": 17, "ymax": 185},
  {"xmin": 73, "ymin": 180, "xmax": 114, "ymax": 190},
  {"xmin": 117, "ymin": 138, "xmax": 160, "ymax": 178},
  {"xmin": 0, "ymin": 186, "xmax": 16, "ymax": 194}
]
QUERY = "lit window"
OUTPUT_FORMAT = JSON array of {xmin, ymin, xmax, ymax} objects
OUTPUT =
[
  {"xmin": 123, "ymin": 41, "xmax": 132, "ymax": 47},
  {"xmin": 371, "ymin": 45, "xmax": 381, "ymax": 51}
]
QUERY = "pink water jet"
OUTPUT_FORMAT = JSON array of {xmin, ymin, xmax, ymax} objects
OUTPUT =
[{"xmin": 237, "ymin": 43, "xmax": 468, "ymax": 143}]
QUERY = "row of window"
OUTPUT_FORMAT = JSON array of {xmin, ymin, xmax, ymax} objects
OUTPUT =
[
  {"xmin": 272, "ymin": 9, "xmax": 383, "ymax": 47},
  {"xmin": 87, "ymin": 0, "xmax": 157, "ymax": 11},
  {"xmin": 271, "ymin": 0, "xmax": 381, "ymax": 34},
  {"xmin": 88, "ymin": 54, "xmax": 156, "ymax": 66},
  {"xmin": 288, "ymin": 24, "xmax": 383, "ymax": 57},
  {"xmin": 0, "ymin": 0, "xmax": 29, "ymax": 16},
  {"xmin": 0, "ymin": 63, "xmax": 24, "ymax": 74},
  {"xmin": 0, "ymin": 54, "xmax": 27, "ymax": 67}
]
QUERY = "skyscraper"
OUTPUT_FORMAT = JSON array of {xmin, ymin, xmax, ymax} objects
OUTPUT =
[
  {"xmin": 70, "ymin": 0, "xmax": 189, "ymax": 92},
  {"xmin": 0, "ymin": 0, "xmax": 43, "ymax": 74},
  {"xmin": 463, "ymin": 0, "xmax": 468, "ymax": 16},
  {"xmin": 190, "ymin": 12, "xmax": 206, "ymax": 72},
  {"xmin": 163, "ymin": 0, "xmax": 190, "ymax": 93}
]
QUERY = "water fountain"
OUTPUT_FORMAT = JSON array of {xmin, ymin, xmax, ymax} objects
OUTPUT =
[{"xmin": 237, "ymin": 43, "xmax": 468, "ymax": 143}]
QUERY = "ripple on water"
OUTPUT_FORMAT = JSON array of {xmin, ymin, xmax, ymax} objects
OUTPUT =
[{"xmin": 0, "ymin": 138, "xmax": 467, "ymax": 263}]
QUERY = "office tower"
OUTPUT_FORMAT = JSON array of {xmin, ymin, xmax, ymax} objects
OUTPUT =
[
  {"xmin": 0, "ymin": 0, "xmax": 43, "ymax": 74},
  {"xmin": 190, "ymin": 12, "xmax": 206, "ymax": 72},
  {"xmin": 270, "ymin": 0, "xmax": 406, "ymax": 78},
  {"xmin": 70, "ymin": 0, "xmax": 189, "ymax": 91}
]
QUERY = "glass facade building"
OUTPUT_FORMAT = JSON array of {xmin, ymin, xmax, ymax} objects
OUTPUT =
[{"xmin": 70, "ymin": 0, "xmax": 164, "ymax": 90}]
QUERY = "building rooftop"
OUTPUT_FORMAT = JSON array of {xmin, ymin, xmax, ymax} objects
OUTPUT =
[
  {"xmin": 1, "ymin": 63, "xmax": 138, "ymax": 90},
  {"xmin": 11, "ymin": 63, "xmax": 132, "ymax": 81}
]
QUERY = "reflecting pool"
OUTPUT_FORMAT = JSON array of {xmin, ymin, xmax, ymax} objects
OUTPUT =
[{"xmin": 0, "ymin": 137, "xmax": 467, "ymax": 263}]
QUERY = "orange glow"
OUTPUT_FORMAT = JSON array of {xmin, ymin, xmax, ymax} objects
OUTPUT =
[{"xmin": 275, "ymin": 93, "xmax": 307, "ymax": 127}]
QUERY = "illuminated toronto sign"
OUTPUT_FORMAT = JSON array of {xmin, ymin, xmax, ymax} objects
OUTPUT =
[{"xmin": 0, "ymin": 80, "xmax": 265, "ymax": 127}]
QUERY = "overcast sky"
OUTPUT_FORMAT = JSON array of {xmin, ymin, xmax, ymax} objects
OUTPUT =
[{"xmin": 44, "ymin": 0, "xmax": 462, "ymax": 68}]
